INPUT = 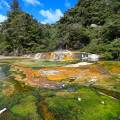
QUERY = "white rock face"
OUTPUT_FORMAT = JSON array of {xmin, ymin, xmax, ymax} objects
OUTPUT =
[
  {"xmin": 23, "ymin": 51, "xmax": 100, "ymax": 62},
  {"xmin": 34, "ymin": 53, "xmax": 42, "ymax": 59},
  {"xmin": 65, "ymin": 62, "xmax": 93, "ymax": 67},
  {"xmin": 88, "ymin": 54, "xmax": 99, "ymax": 62}
]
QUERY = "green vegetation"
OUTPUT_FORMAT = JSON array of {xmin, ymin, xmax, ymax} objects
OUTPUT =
[
  {"xmin": 0, "ymin": 58, "xmax": 78, "ymax": 68},
  {"xmin": 0, "ymin": 0, "xmax": 120, "ymax": 60},
  {"xmin": 58, "ymin": 0, "xmax": 120, "ymax": 60},
  {"xmin": 11, "ymin": 95, "xmax": 37, "ymax": 117},
  {"xmin": 0, "ymin": 0, "xmax": 44, "ymax": 55},
  {"xmin": 0, "ymin": 59, "xmax": 120, "ymax": 120},
  {"xmin": 45, "ymin": 87, "xmax": 120, "ymax": 120},
  {"xmin": 0, "ymin": 76, "xmax": 41, "ymax": 119},
  {"xmin": 0, "ymin": 0, "xmax": 120, "ymax": 118},
  {"xmin": 17, "ymin": 60, "xmax": 78, "ymax": 68}
]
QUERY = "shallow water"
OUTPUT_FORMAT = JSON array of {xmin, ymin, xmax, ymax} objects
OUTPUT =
[
  {"xmin": 0, "ymin": 64, "xmax": 10, "ymax": 80},
  {"xmin": 41, "ymin": 70, "xmax": 60, "ymax": 75}
]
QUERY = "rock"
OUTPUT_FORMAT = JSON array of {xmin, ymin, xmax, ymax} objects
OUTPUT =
[
  {"xmin": 78, "ymin": 97, "xmax": 82, "ymax": 102},
  {"xmin": 62, "ymin": 84, "xmax": 65, "ymax": 88},
  {"xmin": 59, "ymin": 84, "xmax": 66, "ymax": 89},
  {"xmin": 101, "ymin": 101, "xmax": 105, "ymax": 104},
  {"xmin": 0, "ymin": 108, "xmax": 7, "ymax": 114},
  {"xmin": 90, "ymin": 24, "xmax": 98, "ymax": 28}
]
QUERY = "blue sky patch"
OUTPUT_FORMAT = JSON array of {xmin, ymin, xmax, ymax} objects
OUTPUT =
[{"xmin": 0, "ymin": 0, "xmax": 77, "ymax": 24}]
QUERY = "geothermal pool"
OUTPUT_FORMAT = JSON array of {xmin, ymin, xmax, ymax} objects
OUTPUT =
[{"xmin": 40, "ymin": 70, "xmax": 60, "ymax": 75}]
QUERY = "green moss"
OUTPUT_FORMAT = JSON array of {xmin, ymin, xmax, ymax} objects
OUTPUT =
[
  {"xmin": 45, "ymin": 87, "xmax": 120, "ymax": 120},
  {"xmin": 11, "ymin": 95, "xmax": 37, "ymax": 117}
]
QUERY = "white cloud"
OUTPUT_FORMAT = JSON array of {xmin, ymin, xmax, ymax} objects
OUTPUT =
[
  {"xmin": 0, "ymin": 0, "xmax": 10, "ymax": 9},
  {"xmin": 2, "ymin": 0, "xmax": 10, "ymax": 8},
  {"xmin": 65, "ymin": 0, "xmax": 71, "ymax": 8},
  {"xmin": 0, "ymin": 14, "xmax": 7, "ymax": 23},
  {"xmin": 39, "ymin": 9, "xmax": 63, "ymax": 24},
  {"xmin": 23, "ymin": 0, "xmax": 43, "ymax": 6}
]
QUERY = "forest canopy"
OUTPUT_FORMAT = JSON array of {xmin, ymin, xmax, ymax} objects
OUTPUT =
[{"xmin": 0, "ymin": 0, "xmax": 120, "ymax": 60}]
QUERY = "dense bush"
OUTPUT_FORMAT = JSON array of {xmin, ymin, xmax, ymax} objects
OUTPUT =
[{"xmin": 0, "ymin": 0, "xmax": 120, "ymax": 60}]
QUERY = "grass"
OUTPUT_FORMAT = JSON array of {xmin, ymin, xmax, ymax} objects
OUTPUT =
[
  {"xmin": 93, "ymin": 73, "xmax": 120, "ymax": 92},
  {"xmin": 0, "ymin": 81, "xmax": 120, "ymax": 120},
  {"xmin": 45, "ymin": 87, "xmax": 120, "ymax": 120},
  {"xmin": 11, "ymin": 95, "xmax": 37, "ymax": 117},
  {"xmin": 113, "ymin": 85, "xmax": 120, "ymax": 91}
]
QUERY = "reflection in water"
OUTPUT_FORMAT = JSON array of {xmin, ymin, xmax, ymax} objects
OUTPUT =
[{"xmin": 0, "ymin": 64, "xmax": 10, "ymax": 80}]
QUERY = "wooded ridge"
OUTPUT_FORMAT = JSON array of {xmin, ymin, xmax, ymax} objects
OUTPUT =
[{"xmin": 0, "ymin": 0, "xmax": 120, "ymax": 60}]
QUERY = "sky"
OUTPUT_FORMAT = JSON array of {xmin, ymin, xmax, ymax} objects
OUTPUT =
[{"xmin": 0, "ymin": 0, "xmax": 77, "ymax": 24}]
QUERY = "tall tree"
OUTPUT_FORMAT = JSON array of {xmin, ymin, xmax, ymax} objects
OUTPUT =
[
  {"xmin": 1, "ymin": 0, "xmax": 43, "ymax": 55},
  {"xmin": 11, "ymin": 0, "xmax": 20, "ymax": 11}
]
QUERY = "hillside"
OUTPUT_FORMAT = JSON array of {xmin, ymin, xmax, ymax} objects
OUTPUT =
[
  {"xmin": 57, "ymin": 0, "xmax": 120, "ymax": 60},
  {"xmin": 0, "ymin": 0, "xmax": 120, "ymax": 60},
  {"xmin": 60, "ymin": 0, "xmax": 120, "ymax": 26}
]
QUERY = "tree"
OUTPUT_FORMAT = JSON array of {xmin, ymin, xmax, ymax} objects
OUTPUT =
[
  {"xmin": 57, "ymin": 25, "xmax": 90, "ymax": 50},
  {"xmin": 66, "ymin": 29, "xmax": 90, "ymax": 49},
  {"xmin": 11, "ymin": 0, "xmax": 20, "ymax": 11},
  {"xmin": 1, "ymin": 0, "xmax": 43, "ymax": 55},
  {"xmin": 0, "ymin": 33, "xmax": 10, "ymax": 55},
  {"xmin": 0, "ymin": 0, "xmax": 120, "ymax": 61},
  {"xmin": 102, "ymin": 24, "xmax": 120, "ymax": 43}
]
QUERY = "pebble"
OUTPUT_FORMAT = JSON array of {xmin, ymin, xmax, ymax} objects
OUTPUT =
[{"xmin": 78, "ymin": 97, "xmax": 82, "ymax": 102}]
